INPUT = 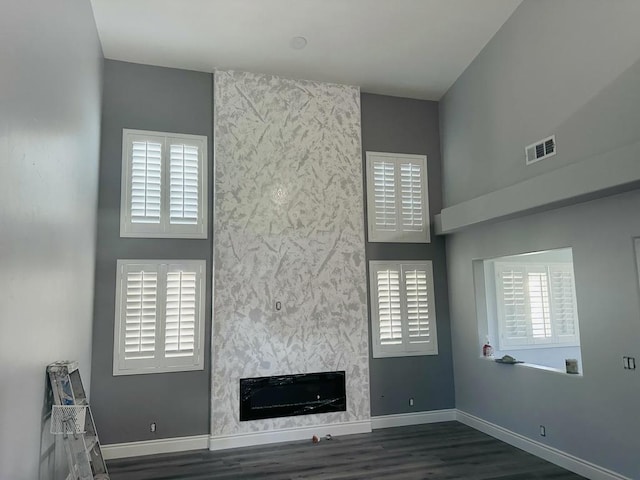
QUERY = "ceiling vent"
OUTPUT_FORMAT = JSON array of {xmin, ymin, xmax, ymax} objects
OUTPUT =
[{"xmin": 525, "ymin": 135, "xmax": 556, "ymax": 165}]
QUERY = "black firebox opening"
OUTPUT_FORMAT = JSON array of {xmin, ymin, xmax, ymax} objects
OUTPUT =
[{"xmin": 240, "ymin": 371, "xmax": 346, "ymax": 421}]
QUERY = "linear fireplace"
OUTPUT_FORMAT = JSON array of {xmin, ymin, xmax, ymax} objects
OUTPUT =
[{"xmin": 240, "ymin": 371, "xmax": 346, "ymax": 421}]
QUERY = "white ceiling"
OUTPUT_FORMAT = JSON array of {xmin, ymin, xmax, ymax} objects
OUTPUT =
[{"xmin": 90, "ymin": 0, "xmax": 522, "ymax": 100}]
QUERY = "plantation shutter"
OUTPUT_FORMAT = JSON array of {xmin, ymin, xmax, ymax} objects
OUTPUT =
[
  {"xmin": 114, "ymin": 262, "xmax": 161, "ymax": 373},
  {"xmin": 375, "ymin": 268, "xmax": 403, "ymax": 346},
  {"xmin": 124, "ymin": 269, "xmax": 158, "ymax": 360},
  {"xmin": 399, "ymin": 161, "xmax": 424, "ymax": 232},
  {"xmin": 495, "ymin": 265, "xmax": 529, "ymax": 347},
  {"xmin": 370, "ymin": 261, "xmax": 438, "ymax": 358},
  {"xmin": 404, "ymin": 263, "xmax": 437, "ymax": 353},
  {"xmin": 549, "ymin": 265, "xmax": 579, "ymax": 343},
  {"xmin": 169, "ymin": 143, "xmax": 200, "ymax": 225},
  {"xmin": 527, "ymin": 270, "xmax": 552, "ymax": 342},
  {"xmin": 372, "ymin": 160, "xmax": 397, "ymax": 231},
  {"xmin": 496, "ymin": 262, "xmax": 580, "ymax": 349},
  {"xmin": 130, "ymin": 140, "xmax": 162, "ymax": 224},
  {"xmin": 121, "ymin": 130, "xmax": 207, "ymax": 238},
  {"xmin": 114, "ymin": 260, "xmax": 206, "ymax": 375},
  {"xmin": 366, "ymin": 153, "xmax": 430, "ymax": 243},
  {"xmin": 165, "ymin": 269, "xmax": 198, "ymax": 358}
]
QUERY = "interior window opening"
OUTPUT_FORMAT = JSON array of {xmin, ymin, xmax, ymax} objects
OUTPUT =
[{"xmin": 474, "ymin": 248, "xmax": 582, "ymax": 374}]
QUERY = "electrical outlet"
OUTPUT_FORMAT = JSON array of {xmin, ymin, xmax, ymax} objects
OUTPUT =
[
  {"xmin": 539, "ymin": 425, "xmax": 546, "ymax": 437},
  {"xmin": 150, "ymin": 422, "xmax": 157, "ymax": 433},
  {"xmin": 409, "ymin": 398, "xmax": 414, "ymax": 406},
  {"xmin": 623, "ymin": 356, "xmax": 636, "ymax": 370}
]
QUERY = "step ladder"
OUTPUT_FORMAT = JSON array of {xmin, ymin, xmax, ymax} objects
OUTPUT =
[{"xmin": 47, "ymin": 361, "xmax": 109, "ymax": 480}]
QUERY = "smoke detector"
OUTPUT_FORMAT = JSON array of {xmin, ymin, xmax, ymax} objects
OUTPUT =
[{"xmin": 290, "ymin": 36, "xmax": 308, "ymax": 50}]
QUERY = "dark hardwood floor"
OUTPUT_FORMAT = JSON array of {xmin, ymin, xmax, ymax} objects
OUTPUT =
[{"xmin": 107, "ymin": 422, "xmax": 585, "ymax": 480}]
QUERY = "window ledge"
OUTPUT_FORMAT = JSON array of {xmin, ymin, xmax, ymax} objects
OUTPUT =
[{"xmin": 479, "ymin": 356, "xmax": 583, "ymax": 377}]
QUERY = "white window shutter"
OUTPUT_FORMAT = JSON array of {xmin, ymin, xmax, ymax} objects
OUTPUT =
[
  {"xmin": 165, "ymin": 270, "xmax": 197, "ymax": 357},
  {"xmin": 114, "ymin": 260, "xmax": 206, "ymax": 375},
  {"xmin": 124, "ymin": 269, "xmax": 158, "ymax": 360},
  {"xmin": 370, "ymin": 261, "xmax": 438, "ymax": 358},
  {"xmin": 495, "ymin": 262, "xmax": 580, "ymax": 349},
  {"xmin": 403, "ymin": 263, "xmax": 438, "ymax": 355},
  {"xmin": 162, "ymin": 261, "xmax": 205, "ymax": 370},
  {"xmin": 549, "ymin": 265, "xmax": 579, "ymax": 343},
  {"xmin": 375, "ymin": 268, "xmax": 403, "ymax": 346},
  {"xmin": 121, "ymin": 129, "xmax": 207, "ymax": 238},
  {"xmin": 495, "ymin": 265, "xmax": 530, "ymax": 347},
  {"xmin": 400, "ymin": 162, "xmax": 424, "ymax": 232},
  {"xmin": 366, "ymin": 152, "xmax": 430, "ymax": 243},
  {"xmin": 404, "ymin": 267, "xmax": 432, "ymax": 347},
  {"xmin": 130, "ymin": 140, "xmax": 162, "ymax": 224},
  {"xmin": 114, "ymin": 262, "xmax": 162, "ymax": 374},
  {"xmin": 372, "ymin": 160, "xmax": 397, "ymax": 231},
  {"xmin": 527, "ymin": 270, "xmax": 552, "ymax": 340},
  {"xmin": 169, "ymin": 143, "xmax": 200, "ymax": 225}
]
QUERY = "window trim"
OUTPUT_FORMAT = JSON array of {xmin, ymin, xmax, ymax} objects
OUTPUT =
[
  {"xmin": 113, "ymin": 259, "xmax": 206, "ymax": 376},
  {"xmin": 369, "ymin": 260, "xmax": 438, "ymax": 358},
  {"xmin": 365, "ymin": 151, "xmax": 430, "ymax": 244},
  {"xmin": 120, "ymin": 129, "xmax": 208, "ymax": 239}
]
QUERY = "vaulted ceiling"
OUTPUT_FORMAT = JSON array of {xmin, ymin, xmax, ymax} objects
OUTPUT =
[{"xmin": 90, "ymin": 0, "xmax": 522, "ymax": 100}]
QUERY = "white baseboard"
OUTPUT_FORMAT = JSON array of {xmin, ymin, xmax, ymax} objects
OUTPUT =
[
  {"xmin": 208, "ymin": 419, "xmax": 371, "ymax": 451},
  {"xmin": 371, "ymin": 409, "xmax": 457, "ymax": 430},
  {"xmin": 456, "ymin": 410, "xmax": 631, "ymax": 480},
  {"xmin": 100, "ymin": 410, "xmax": 630, "ymax": 480},
  {"xmin": 101, "ymin": 434, "xmax": 209, "ymax": 460}
]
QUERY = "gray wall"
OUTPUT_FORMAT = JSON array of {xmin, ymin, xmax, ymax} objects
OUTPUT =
[
  {"xmin": 440, "ymin": 1, "xmax": 640, "ymax": 476},
  {"xmin": 0, "ymin": 1, "xmax": 103, "ymax": 479},
  {"xmin": 361, "ymin": 93, "xmax": 455, "ymax": 415},
  {"xmin": 91, "ymin": 60, "xmax": 213, "ymax": 444},
  {"xmin": 440, "ymin": 0, "xmax": 640, "ymax": 207},
  {"xmin": 446, "ymin": 191, "xmax": 640, "ymax": 478}
]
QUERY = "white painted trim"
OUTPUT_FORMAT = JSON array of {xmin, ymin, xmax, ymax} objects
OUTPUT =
[
  {"xmin": 365, "ymin": 151, "xmax": 431, "ymax": 244},
  {"xmin": 369, "ymin": 261, "xmax": 439, "ymax": 359},
  {"xmin": 100, "ymin": 411, "xmax": 629, "ymax": 479},
  {"xmin": 371, "ymin": 409, "xmax": 456, "ymax": 429},
  {"xmin": 456, "ymin": 410, "xmax": 631, "ymax": 480},
  {"xmin": 209, "ymin": 420, "xmax": 371, "ymax": 451},
  {"xmin": 120, "ymin": 128, "xmax": 208, "ymax": 239},
  {"xmin": 113, "ymin": 259, "xmax": 207, "ymax": 376},
  {"xmin": 101, "ymin": 434, "xmax": 209, "ymax": 460}
]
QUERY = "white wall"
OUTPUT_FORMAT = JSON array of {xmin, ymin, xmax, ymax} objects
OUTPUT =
[
  {"xmin": 0, "ymin": 1, "xmax": 102, "ymax": 479},
  {"xmin": 440, "ymin": 1, "xmax": 640, "ymax": 477},
  {"xmin": 212, "ymin": 71, "xmax": 370, "ymax": 437}
]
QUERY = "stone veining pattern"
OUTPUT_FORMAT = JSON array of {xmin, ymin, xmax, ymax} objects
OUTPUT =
[{"xmin": 212, "ymin": 70, "xmax": 370, "ymax": 436}]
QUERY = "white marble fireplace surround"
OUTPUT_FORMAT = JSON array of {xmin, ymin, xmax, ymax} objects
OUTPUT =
[{"xmin": 211, "ymin": 70, "xmax": 370, "ymax": 443}]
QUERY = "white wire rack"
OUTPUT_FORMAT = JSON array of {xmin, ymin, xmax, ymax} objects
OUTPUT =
[{"xmin": 50, "ymin": 405, "xmax": 87, "ymax": 435}]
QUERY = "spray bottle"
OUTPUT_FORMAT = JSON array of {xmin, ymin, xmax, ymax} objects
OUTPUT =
[{"xmin": 482, "ymin": 337, "xmax": 494, "ymax": 358}]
